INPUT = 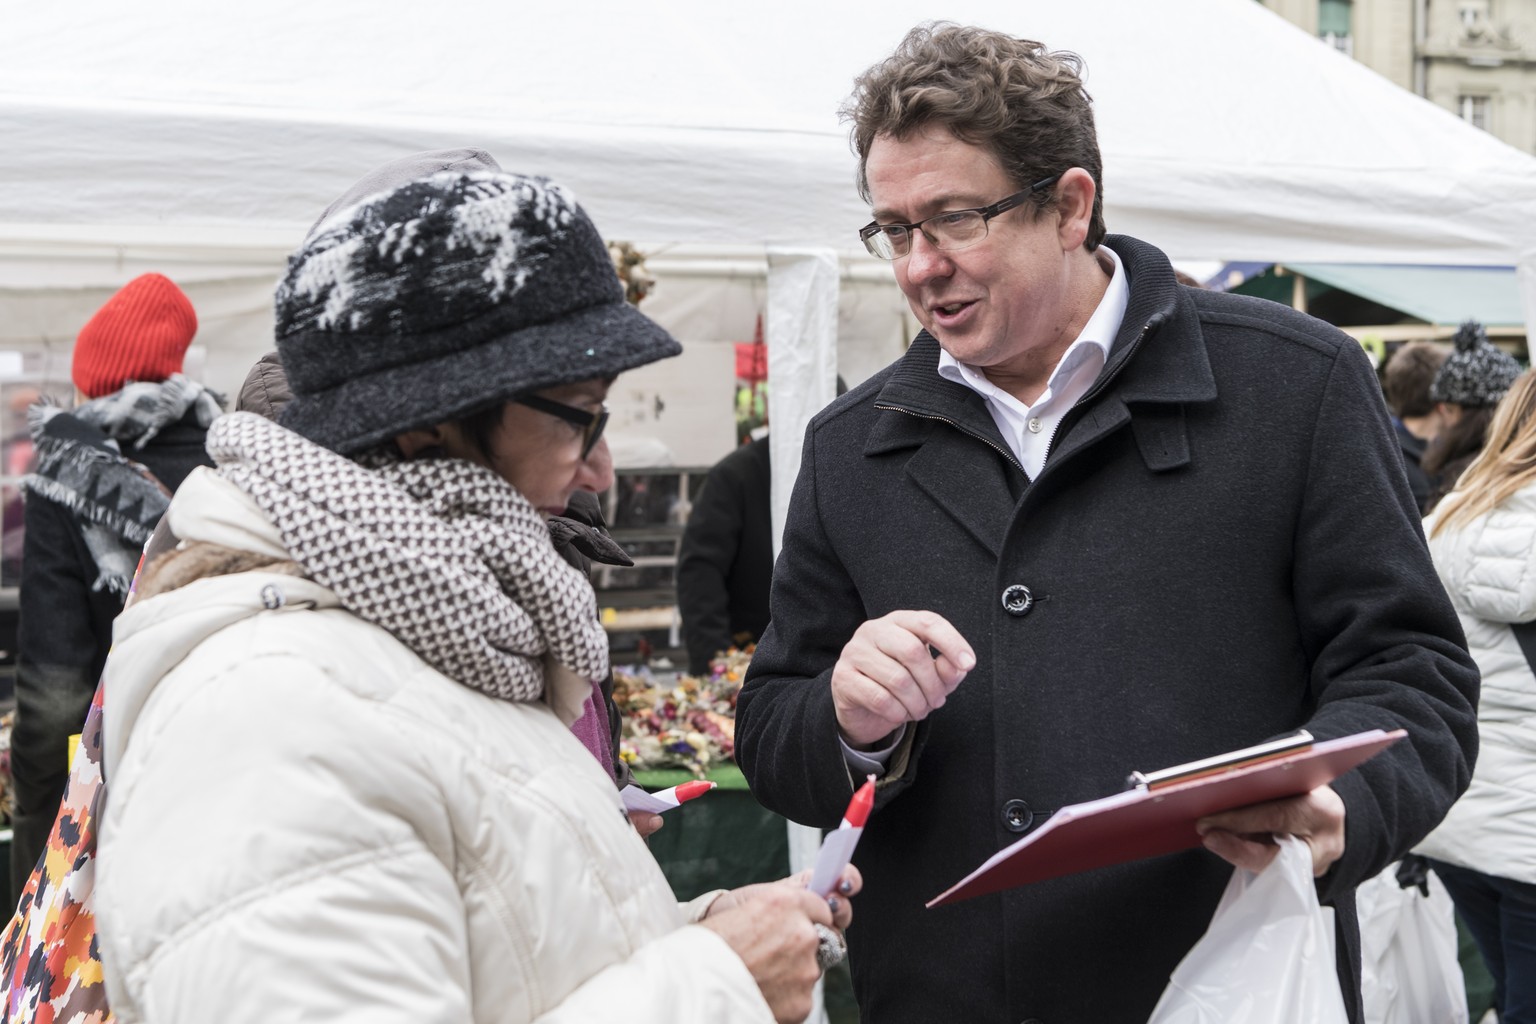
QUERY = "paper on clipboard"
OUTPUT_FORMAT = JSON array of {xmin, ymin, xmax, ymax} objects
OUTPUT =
[{"xmin": 927, "ymin": 728, "xmax": 1406, "ymax": 908}]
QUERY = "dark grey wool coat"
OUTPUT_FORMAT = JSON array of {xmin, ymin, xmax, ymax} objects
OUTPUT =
[{"xmin": 735, "ymin": 234, "xmax": 1479, "ymax": 1024}]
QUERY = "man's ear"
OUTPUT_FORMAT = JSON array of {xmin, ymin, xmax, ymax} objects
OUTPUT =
[
  {"xmin": 1053, "ymin": 167, "xmax": 1097, "ymax": 252},
  {"xmin": 394, "ymin": 423, "xmax": 453, "ymax": 459}
]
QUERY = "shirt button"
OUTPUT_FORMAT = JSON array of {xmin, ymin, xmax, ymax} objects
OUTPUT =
[
  {"xmin": 1002, "ymin": 799, "xmax": 1034, "ymax": 833},
  {"xmin": 1001, "ymin": 584, "xmax": 1034, "ymax": 616},
  {"xmin": 1027, "ymin": 417, "xmax": 1043, "ymax": 434}
]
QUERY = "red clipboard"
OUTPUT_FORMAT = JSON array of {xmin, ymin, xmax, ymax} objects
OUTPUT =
[{"xmin": 927, "ymin": 728, "xmax": 1406, "ymax": 907}]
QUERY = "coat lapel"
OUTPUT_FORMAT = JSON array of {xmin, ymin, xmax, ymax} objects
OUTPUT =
[
  {"xmin": 1043, "ymin": 237, "xmax": 1218, "ymax": 479},
  {"xmin": 866, "ymin": 335, "xmax": 1021, "ymax": 559}
]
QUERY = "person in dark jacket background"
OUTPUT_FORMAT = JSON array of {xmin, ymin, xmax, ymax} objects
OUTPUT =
[
  {"xmin": 734, "ymin": 23, "xmax": 1479, "ymax": 1024},
  {"xmin": 1381, "ymin": 340, "xmax": 1447, "ymax": 514},
  {"xmin": 11, "ymin": 273, "xmax": 223, "ymax": 894},
  {"xmin": 677, "ymin": 434, "xmax": 772, "ymax": 675}
]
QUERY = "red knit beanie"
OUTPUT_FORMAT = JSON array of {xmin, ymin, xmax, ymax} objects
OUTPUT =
[{"xmin": 72, "ymin": 273, "xmax": 198, "ymax": 399}]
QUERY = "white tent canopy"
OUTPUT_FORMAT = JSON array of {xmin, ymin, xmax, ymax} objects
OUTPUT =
[
  {"xmin": 2, "ymin": 0, "xmax": 1534, "ymax": 271},
  {"xmin": 4, "ymin": 0, "xmax": 1534, "ymax": 509},
  {"xmin": 4, "ymin": 0, "xmax": 1535, "ymax": 399}
]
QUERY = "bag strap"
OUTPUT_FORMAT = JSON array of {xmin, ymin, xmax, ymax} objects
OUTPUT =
[{"xmin": 1511, "ymin": 620, "xmax": 1536, "ymax": 673}]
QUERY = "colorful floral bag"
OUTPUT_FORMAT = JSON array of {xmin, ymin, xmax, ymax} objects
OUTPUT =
[
  {"xmin": 0, "ymin": 516, "xmax": 175, "ymax": 1023},
  {"xmin": 0, "ymin": 681, "xmax": 111, "ymax": 1024}
]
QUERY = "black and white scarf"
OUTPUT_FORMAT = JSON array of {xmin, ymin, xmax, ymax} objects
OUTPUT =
[
  {"xmin": 207, "ymin": 412, "xmax": 610, "ymax": 703},
  {"xmin": 25, "ymin": 376, "xmax": 224, "ymax": 596},
  {"xmin": 73, "ymin": 374, "xmax": 224, "ymax": 450}
]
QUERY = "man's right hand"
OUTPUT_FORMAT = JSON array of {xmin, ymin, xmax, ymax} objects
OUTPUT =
[{"xmin": 831, "ymin": 610, "xmax": 975, "ymax": 748}]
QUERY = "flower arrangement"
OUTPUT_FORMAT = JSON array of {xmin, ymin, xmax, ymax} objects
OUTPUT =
[{"xmin": 614, "ymin": 646, "xmax": 754, "ymax": 776}]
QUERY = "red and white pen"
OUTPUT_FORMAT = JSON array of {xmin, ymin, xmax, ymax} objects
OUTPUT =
[
  {"xmin": 808, "ymin": 774, "xmax": 876, "ymax": 897},
  {"xmin": 620, "ymin": 780, "xmax": 716, "ymax": 815}
]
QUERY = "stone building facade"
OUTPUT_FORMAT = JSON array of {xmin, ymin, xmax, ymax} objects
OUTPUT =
[{"xmin": 1262, "ymin": 0, "xmax": 1536, "ymax": 153}]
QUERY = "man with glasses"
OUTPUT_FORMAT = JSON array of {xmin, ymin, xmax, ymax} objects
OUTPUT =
[{"xmin": 735, "ymin": 23, "xmax": 1478, "ymax": 1023}]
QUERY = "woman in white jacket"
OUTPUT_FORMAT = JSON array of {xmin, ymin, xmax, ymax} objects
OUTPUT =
[
  {"xmin": 95, "ymin": 163, "xmax": 855, "ymax": 1024},
  {"xmin": 1418, "ymin": 368, "xmax": 1536, "ymax": 1024}
]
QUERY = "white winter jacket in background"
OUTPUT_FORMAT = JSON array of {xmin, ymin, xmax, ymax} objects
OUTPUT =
[
  {"xmin": 97, "ymin": 470, "xmax": 773, "ymax": 1023},
  {"xmin": 1415, "ymin": 479, "xmax": 1536, "ymax": 884}
]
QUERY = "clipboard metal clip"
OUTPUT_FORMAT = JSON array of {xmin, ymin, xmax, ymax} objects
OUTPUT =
[{"xmin": 1124, "ymin": 730, "xmax": 1315, "ymax": 792}]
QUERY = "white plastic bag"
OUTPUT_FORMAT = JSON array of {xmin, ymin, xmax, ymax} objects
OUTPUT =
[
  {"xmin": 1147, "ymin": 836, "xmax": 1349, "ymax": 1024},
  {"xmin": 1357, "ymin": 862, "xmax": 1468, "ymax": 1024}
]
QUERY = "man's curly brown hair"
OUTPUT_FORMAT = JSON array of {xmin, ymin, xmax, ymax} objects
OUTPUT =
[{"xmin": 843, "ymin": 22, "xmax": 1106, "ymax": 250}]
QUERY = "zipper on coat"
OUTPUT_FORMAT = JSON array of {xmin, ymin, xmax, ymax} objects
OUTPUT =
[{"xmin": 1030, "ymin": 312, "xmax": 1169, "ymax": 493}]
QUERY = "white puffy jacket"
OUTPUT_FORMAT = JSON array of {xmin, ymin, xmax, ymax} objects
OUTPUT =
[
  {"xmin": 97, "ymin": 470, "xmax": 773, "ymax": 1023},
  {"xmin": 1415, "ymin": 480, "xmax": 1536, "ymax": 884}
]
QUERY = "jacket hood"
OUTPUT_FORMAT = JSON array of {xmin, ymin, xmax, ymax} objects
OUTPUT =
[{"xmin": 103, "ymin": 469, "xmax": 341, "ymax": 776}]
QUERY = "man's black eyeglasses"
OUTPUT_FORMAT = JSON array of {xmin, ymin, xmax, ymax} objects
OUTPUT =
[
  {"xmin": 858, "ymin": 173, "xmax": 1062, "ymax": 260},
  {"xmin": 515, "ymin": 395, "xmax": 610, "ymax": 460}
]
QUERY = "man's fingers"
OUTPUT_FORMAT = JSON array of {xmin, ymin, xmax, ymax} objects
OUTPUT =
[
  {"xmin": 845, "ymin": 656, "xmax": 931, "ymax": 723},
  {"xmin": 1200, "ymin": 829, "xmax": 1280, "ymax": 873},
  {"xmin": 888, "ymin": 610, "xmax": 976, "ymax": 681},
  {"xmin": 869, "ymin": 633, "xmax": 951, "ymax": 714},
  {"xmin": 1197, "ymin": 785, "xmax": 1346, "ymax": 877}
]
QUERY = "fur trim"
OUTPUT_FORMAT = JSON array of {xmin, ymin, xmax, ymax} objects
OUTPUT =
[{"xmin": 136, "ymin": 541, "xmax": 307, "ymax": 601}]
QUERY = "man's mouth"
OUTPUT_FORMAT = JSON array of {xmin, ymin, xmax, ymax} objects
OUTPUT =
[{"xmin": 931, "ymin": 300, "xmax": 975, "ymax": 321}]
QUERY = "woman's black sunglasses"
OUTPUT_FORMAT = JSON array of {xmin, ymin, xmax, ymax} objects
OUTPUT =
[{"xmin": 515, "ymin": 395, "xmax": 610, "ymax": 460}]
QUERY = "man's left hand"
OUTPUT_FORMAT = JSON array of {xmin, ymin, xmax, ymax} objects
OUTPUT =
[{"xmin": 1196, "ymin": 784, "xmax": 1346, "ymax": 876}]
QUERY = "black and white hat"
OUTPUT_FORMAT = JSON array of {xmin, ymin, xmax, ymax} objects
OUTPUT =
[
  {"xmin": 276, "ymin": 160, "xmax": 680, "ymax": 455},
  {"xmin": 1429, "ymin": 320, "xmax": 1520, "ymax": 409}
]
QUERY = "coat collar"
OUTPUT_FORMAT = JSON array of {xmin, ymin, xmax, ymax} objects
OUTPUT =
[{"xmin": 860, "ymin": 234, "xmax": 1219, "ymax": 556}]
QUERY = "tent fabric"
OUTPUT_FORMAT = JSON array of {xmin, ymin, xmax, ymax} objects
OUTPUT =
[
  {"xmin": 1, "ymin": 0, "xmax": 1534, "ymax": 287},
  {"xmin": 4, "ymin": 0, "xmax": 1536, "ymax": 478},
  {"xmin": 1283, "ymin": 264, "xmax": 1525, "ymax": 327}
]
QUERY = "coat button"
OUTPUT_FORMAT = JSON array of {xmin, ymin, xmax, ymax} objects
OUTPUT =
[
  {"xmin": 1001, "ymin": 584, "xmax": 1033, "ymax": 616},
  {"xmin": 1002, "ymin": 799, "xmax": 1034, "ymax": 833}
]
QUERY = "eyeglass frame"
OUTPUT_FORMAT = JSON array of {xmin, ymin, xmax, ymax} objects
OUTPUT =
[
  {"xmin": 857, "ymin": 173, "xmax": 1063, "ymax": 260},
  {"xmin": 514, "ymin": 394, "xmax": 610, "ymax": 460}
]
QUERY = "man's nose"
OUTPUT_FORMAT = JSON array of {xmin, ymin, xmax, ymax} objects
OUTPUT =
[{"xmin": 903, "ymin": 230, "xmax": 953, "ymax": 285}]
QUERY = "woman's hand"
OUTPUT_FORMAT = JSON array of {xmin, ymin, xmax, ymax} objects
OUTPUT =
[
  {"xmin": 706, "ymin": 866, "xmax": 859, "ymax": 930},
  {"xmin": 627, "ymin": 810, "xmax": 664, "ymax": 840},
  {"xmin": 700, "ymin": 867, "xmax": 861, "ymax": 1022}
]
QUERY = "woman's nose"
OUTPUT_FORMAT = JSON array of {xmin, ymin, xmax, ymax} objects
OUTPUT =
[{"xmin": 578, "ymin": 437, "xmax": 615, "ymax": 494}]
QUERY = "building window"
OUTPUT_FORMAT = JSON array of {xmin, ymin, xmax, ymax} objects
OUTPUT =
[
  {"xmin": 1459, "ymin": 95, "xmax": 1490, "ymax": 131},
  {"xmin": 1319, "ymin": 0, "xmax": 1353, "ymax": 54}
]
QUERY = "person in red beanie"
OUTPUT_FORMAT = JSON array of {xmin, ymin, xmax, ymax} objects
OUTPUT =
[{"xmin": 11, "ymin": 273, "xmax": 224, "ymax": 897}]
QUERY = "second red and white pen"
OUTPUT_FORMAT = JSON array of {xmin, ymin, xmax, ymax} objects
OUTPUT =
[{"xmin": 807, "ymin": 774, "xmax": 875, "ymax": 896}]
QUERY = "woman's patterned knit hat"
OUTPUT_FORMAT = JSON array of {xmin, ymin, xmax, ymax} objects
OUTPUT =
[
  {"xmin": 1429, "ymin": 320, "xmax": 1521, "ymax": 408},
  {"xmin": 275, "ymin": 159, "xmax": 680, "ymax": 455},
  {"xmin": 72, "ymin": 273, "xmax": 197, "ymax": 399}
]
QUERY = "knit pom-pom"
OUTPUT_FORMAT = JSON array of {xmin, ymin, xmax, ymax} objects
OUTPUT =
[{"xmin": 1453, "ymin": 320, "xmax": 1487, "ymax": 352}]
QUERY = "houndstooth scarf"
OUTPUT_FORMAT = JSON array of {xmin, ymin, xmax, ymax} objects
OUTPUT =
[{"xmin": 207, "ymin": 411, "xmax": 609, "ymax": 703}]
